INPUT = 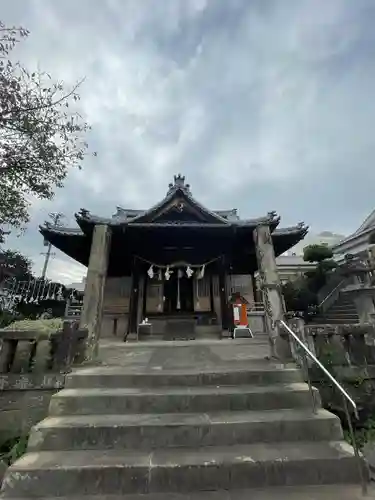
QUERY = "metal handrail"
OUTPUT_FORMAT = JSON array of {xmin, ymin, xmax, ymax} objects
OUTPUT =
[
  {"xmin": 278, "ymin": 320, "xmax": 356, "ymax": 412},
  {"xmin": 318, "ymin": 278, "xmax": 346, "ymax": 309},
  {"xmin": 277, "ymin": 319, "xmax": 368, "ymax": 495}
]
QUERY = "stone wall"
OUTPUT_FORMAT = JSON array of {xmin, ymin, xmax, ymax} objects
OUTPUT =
[
  {"xmin": 0, "ymin": 321, "xmax": 86, "ymax": 443},
  {"xmin": 0, "ymin": 373, "xmax": 64, "ymax": 443}
]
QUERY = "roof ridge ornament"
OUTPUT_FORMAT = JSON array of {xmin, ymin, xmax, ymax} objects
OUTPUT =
[{"xmin": 167, "ymin": 174, "xmax": 191, "ymax": 194}]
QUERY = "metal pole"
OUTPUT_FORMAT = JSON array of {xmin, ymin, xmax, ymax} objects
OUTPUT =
[
  {"xmin": 41, "ymin": 242, "xmax": 52, "ymax": 280},
  {"xmin": 301, "ymin": 347, "xmax": 317, "ymax": 414},
  {"xmin": 40, "ymin": 212, "xmax": 64, "ymax": 279},
  {"xmin": 342, "ymin": 396, "xmax": 368, "ymax": 495}
]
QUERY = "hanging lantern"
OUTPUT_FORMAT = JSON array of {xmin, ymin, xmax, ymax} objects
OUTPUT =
[{"xmin": 157, "ymin": 269, "xmax": 162, "ymax": 281}]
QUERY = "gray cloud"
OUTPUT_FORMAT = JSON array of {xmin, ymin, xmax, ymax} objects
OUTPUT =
[{"xmin": 2, "ymin": 0, "xmax": 375, "ymax": 282}]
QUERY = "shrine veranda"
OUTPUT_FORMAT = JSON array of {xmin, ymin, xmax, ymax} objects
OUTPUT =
[{"xmin": 40, "ymin": 175, "xmax": 308, "ymax": 340}]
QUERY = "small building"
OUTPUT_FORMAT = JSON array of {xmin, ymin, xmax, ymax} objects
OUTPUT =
[{"xmin": 40, "ymin": 175, "xmax": 308, "ymax": 338}]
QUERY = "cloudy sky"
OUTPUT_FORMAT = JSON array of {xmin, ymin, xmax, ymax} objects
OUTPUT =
[{"xmin": 2, "ymin": 0, "xmax": 375, "ymax": 283}]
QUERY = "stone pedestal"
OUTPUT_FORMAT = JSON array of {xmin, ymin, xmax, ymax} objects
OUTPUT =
[
  {"xmin": 343, "ymin": 286, "xmax": 375, "ymax": 324},
  {"xmin": 80, "ymin": 224, "xmax": 111, "ymax": 360},
  {"xmin": 253, "ymin": 224, "xmax": 292, "ymax": 360}
]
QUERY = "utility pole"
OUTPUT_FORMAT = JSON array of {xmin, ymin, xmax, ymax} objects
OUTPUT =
[{"xmin": 41, "ymin": 212, "xmax": 64, "ymax": 279}]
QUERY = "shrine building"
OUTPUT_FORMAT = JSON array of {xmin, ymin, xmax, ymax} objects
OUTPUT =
[{"xmin": 40, "ymin": 175, "xmax": 308, "ymax": 340}]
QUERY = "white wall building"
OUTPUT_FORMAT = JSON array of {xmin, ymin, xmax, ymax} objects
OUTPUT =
[
  {"xmin": 285, "ymin": 231, "xmax": 346, "ymax": 256},
  {"xmin": 66, "ymin": 277, "xmax": 86, "ymax": 292},
  {"xmin": 332, "ymin": 210, "xmax": 375, "ymax": 263}
]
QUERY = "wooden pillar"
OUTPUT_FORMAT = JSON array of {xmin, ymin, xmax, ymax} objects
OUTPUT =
[
  {"xmin": 80, "ymin": 224, "xmax": 111, "ymax": 361},
  {"xmin": 253, "ymin": 224, "xmax": 292, "ymax": 360},
  {"xmin": 142, "ymin": 276, "xmax": 147, "ymax": 317},
  {"xmin": 128, "ymin": 259, "xmax": 140, "ymax": 335},
  {"xmin": 209, "ymin": 274, "xmax": 214, "ymax": 313},
  {"xmin": 218, "ymin": 259, "xmax": 228, "ymax": 330},
  {"xmin": 137, "ymin": 274, "xmax": 145, "ymax": 325}
]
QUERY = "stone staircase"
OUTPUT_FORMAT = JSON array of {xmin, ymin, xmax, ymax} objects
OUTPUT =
[
  {"xmin": 311, "ymin": 294, "xmax": 359, "ymax": 325},
  {"xmin": 0, "ymin": 338, "xmax": 369, "ymax": 499}
]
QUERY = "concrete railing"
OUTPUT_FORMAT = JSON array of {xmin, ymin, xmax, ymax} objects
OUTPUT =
[
  {"xmin": 0, "ymin": 321, "xmax": 88, "ymax": 447},
  {"xmin": 0, "ymin": 321, "xmax": 88, "ymax": 374},
  {"xmin": 287, "ymin": 319, "xmax": 375, "ymax": 370}
]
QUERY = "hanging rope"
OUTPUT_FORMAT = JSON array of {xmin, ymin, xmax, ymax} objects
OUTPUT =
[{"xmin": 135, "ymin": 255, "xmax": 222, "ymax": 269}]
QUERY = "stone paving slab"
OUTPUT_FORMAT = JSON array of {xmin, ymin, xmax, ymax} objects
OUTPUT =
[{"xmin": 97, "ymin": 339, "xmax": 270, "ymax": 369}]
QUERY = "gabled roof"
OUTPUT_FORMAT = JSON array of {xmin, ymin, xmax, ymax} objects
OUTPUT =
[
  {"xmin": 333, "ymin": 208, "xmax": 375, "ymax": 249},
  {"xmin": 128, "ymin": 174, "xmax": 228, "ymax": 224},
  {"xmin": 112, "ymin": 207, "xmax": 240, "ymax": 221},
  {"xmin": 74, "ymin": 174, "xmax": 282, "ymax": 231},
  {"xmin": 39, "ymin": 174, "xmax": 308, "ymax": 272},
  {"xmin": 352, "ymin": 209, "xmax": 375, "ymax": 236}
]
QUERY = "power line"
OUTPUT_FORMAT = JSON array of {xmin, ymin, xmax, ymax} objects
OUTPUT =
[{"xmin": 40, "ymin": 212, "xmax": 64, "ymax": 279}]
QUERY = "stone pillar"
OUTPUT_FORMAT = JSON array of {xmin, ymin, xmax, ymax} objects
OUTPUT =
[
  {"xmin": 352, "ymin": 292, "xmax": 375, "ymax": 324},
  {"xmin": 80, "ymin": 224, "xmax": 111, "ymax": 360},
  {"xmin": 253, "ymin": 224, "xmax": 292, "ymax": 360}
]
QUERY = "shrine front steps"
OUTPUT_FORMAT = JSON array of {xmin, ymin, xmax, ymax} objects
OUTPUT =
[
  {"xmin": 47, "ymin": 384, "xmax": 319, "ymax": 415},
  {"xmin": 28, "ymin": 409, "xmax": 343, "ymax": 451},
  {"xmin": 1, "ymin": 442, "xmax": 362, "ymax": 497},
  {"xmin": 4, "ymin": 486, "xmax": 375, "ymax": 500},
  {"xmin": 1, "ymin": 361, "xmax": 368, "ymax": 497},
  {"xmin": 63, "ymin": 363, "xmax": 304, "ymax": 389}
]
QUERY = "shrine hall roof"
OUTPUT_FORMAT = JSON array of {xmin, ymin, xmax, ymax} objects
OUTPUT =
[
  {"xmin": 39, "ymin": 175, "xmax": 308, "ymax": 273},
  {"xmin": 40, "ymin": 173, "xmax": 308, "ymax": 238}
]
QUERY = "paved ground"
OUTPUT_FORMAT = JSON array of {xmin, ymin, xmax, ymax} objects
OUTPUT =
[{"xmin": 97, "ymin": 338, "xmax": 278, "ymax": 371}]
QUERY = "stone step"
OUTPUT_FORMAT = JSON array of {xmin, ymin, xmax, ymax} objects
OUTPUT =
[
  {"xmin": 323, "ymin": 312, "xmax": 358, "ymax": 316},
  {"xmin": 66, "ymin": 365, "xmax": 302, "ymax": 389},
  {"xmin": 311, "ymin": 316, "xmax": 358, "ymax": 323},
  {"xmin": 5, "ymin": 484, "xmax": 373, "ymax": 500},
  {"xmin": 28, "ymin": 409, "xmax": 342, "ymax": 451},
  {"xmin": 321, "ymin": 308, "xmax": 357, "ymax": 313},
  {"xmin": 328, "ymin": 305, "xmax": 357, "ymax": 310},
  {"xmin": 313, "ymin": 319, "xmax": 358, "ymax": 324},
  {"xmin": 1, "ymin": 441, "xmax": 363, "ymax": 496},
  {"xmin": 49, "ymin": 383, "xmax": 319, "ymax": 416}
]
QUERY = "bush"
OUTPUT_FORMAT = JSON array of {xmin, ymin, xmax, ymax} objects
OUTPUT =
[
  {"xmin": 0, "ymin": 311, "xmax": 21, "ymax": 328},
  {"xmin": 303, "ymin": 244, "xmax": 334, "ymax": 263},
  {"xmin": 0, "ymin": 435, "xmax": 28, "ymax": 466},
  {"xmin": 3, "ymin": 317, "xmax": 63, "ymax": 334}
]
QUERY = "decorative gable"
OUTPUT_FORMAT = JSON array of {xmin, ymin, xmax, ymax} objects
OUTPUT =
[{"xmin": 128, "ymin": 175, "xmax": 229, "ymax": 225}]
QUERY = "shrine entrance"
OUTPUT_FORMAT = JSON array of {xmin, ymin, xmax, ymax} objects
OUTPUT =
[{"xmin": 164, "ymin": 272, "xmax": 194, "ymax": 314}]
